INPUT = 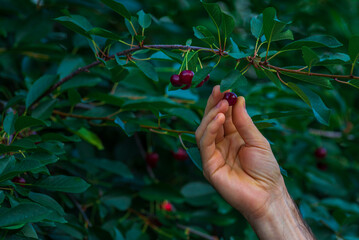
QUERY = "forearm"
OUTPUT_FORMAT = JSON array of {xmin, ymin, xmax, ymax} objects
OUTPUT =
[{"xmin": 248, "ymin": 189, "xmax": 315, "ymax": 240}]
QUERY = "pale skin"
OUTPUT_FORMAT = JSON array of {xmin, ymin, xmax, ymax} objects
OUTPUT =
[{"xmin": 196, "ymin": 86, "xmax": 315, "ymax": 240}]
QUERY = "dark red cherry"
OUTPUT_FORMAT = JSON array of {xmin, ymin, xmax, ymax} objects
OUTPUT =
[
  {"xmin": 314, "ymin": 147, "xmax": 327, "ymax": 159},
  {"xmin": 173, "ymin": 148, "xmax": 188, "ymax": 161},
  {"xmin": 196, "ymin": 80, "xmax": 204, "ymax": 88},
  {"xmin": 170, "ymin": 74, "xmax": 182, "ymax": 87},
  {"xmin": 146, "ymin": 152, "xmax": 159, "ymax": 168},
  {"xmin": 12, "ymin": 177, "xmax": 26, "ymax": 186},
  {"xmin": 204, "ymin": 74, "xmax": 210, "ymax": 82},
  {"xmin": 179, "ymin": 70, "xmax": 194, "ymax": 85},
  {"xmin": 181, "ymin": 84, "xmax": 191, "ymax": 90},
  {"xmin": 223, "ymin": 92, "xmax": 238, "ymax": 106}
]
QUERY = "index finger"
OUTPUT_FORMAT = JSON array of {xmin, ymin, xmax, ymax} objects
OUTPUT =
[{"xmin": 204, "ymin": 85, "xmax": 226, "ymax": 116}]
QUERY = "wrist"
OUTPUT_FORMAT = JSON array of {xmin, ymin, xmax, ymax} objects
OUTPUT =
[{"xmin": 247, "ymin": 184, "xmax": 314, "ymax": 240}]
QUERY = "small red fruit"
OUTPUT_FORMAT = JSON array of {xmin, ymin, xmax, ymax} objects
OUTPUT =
[
  {"xmin": 181, "ymin": 84, "xmax": 191, "ymax": 90},
  {"xmin": 179, "ymin": 70, "xmax": 194, "ymax": 85},
  {"xmin": 12, "ymin": 177, "xmax": 26, "ymax": 186},
  {"xmin": 173, "ymin": 148, "xmax": 188, "ymax": 161},
  {"xmin": 170, "ymin": 74, "xmax": 182, "ymax": 87},
  {"xmin": 204, "ymin": 74, "xmax": 210, "ymax": 82},
  {"xmin": 161, "ymin": 201, "xmax": 173, "ymax": 212},
  {"xmin": 314, "ymin": 147, "xmax": 327, "ymax": 159},
  {"xmin": 196, "ymin": 80, "xmax": 204, "ymax": 88},
  {"xmin": 223, "ymin": 92, "xmax": 238, "ymax": 106},
  {"xmin": 146, "ymin": 152, "xmax": 159, "ymax": 168}
]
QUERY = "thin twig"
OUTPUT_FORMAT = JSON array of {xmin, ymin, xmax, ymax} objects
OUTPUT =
[{"xmin": 66, "ymin": 194, "xmax": 92, "ymax": 227}]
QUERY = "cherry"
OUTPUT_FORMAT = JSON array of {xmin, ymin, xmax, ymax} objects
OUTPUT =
[
  {"xmin": 12, "ymin": 177, "xmax": 26, "ymax": 186},
  {"xmin": 146, "ymin": 152, "xmax": 159, "ymax": 168},
  {"xmin": 316, "ymin": 162, "xmax": 328, "ymax": 171},
  {"xmin": 170, "ymin": 74, "xmax": 182, "ymax": 87},
  {"xmin": 161, "ymin": 201, "xmax": 173, "ymax": 212},
  {"xmin": 204, "ymin": 74, "xmax": 210, "ymax": 82},
  {"xmin": 196, "ymin": 81, "xmax": 204, "ymax": 88},
  {"xmin": 223, "ymin": 92, "xmax": 238, "ymax": 106},
  {"xmin": 173, "ymin": 148, "xmax": 188, "ymax": 161},
  {"xmin": 314, "ymin": 147, "xmax": 327, "ymax": 159},
  {"xmin": 179, "ymin": 70, "xmax": 194, "ymax": 85}
]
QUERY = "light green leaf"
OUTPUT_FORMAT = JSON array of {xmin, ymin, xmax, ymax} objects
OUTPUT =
[
  {"xmin": 75, "ymin": 127, "xmax": 104, "ymax": 150},
  {"xmin": 134, "ymin": 60, "xmax": 158, "ymax": 82},
  {"xmin": 33, "ymin": 175, "xmax": 90, "ymax": 193},
  {"xmin": 282, "ymin": 35, "xmax": 342, "ymax": 51},
  {"xmin": 101, "ymin": 0, "xmax": 131, "ymax": 20},
  {"xmin": 26, "ymin": 74, "xmax": 58, "ymax": 109},
  {"xmin": 250, "ymin": 14, "xmax": 263, "ymax": 38},
  {"xmin": 137, "ymin": 10, "xmax": 151, "ymax": 29}
]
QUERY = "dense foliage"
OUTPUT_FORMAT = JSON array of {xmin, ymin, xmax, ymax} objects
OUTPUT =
[{"xmin": 1, "ymin": 0, "xmax": 359, "ymax": 239}]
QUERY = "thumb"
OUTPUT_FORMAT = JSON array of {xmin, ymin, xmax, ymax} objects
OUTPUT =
[{"xmin": 232, "ymin": 97, "xmax": 269, "ymax": 147}]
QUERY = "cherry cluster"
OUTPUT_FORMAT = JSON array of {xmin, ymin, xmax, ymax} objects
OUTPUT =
[{"xmin": 170, "ymin": 70, "xmax": 210, "ymax": 89}]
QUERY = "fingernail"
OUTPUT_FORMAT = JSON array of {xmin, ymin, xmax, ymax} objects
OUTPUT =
[{"xmin": 214, "ymin": 114, "xmax": 219, "ymax": 120}]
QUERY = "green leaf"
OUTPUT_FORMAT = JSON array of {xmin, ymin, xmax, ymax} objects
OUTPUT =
[
  {"xmin": 57, "ymin": 56, "xmax": 85, "ymax": 80},
  {"xmin": 114, "ymin": 117, "xmax": 140, "ymax": 137},
  {"xmin": 61, "ymin": 76, "xmax": 102, "ymax": 91},
  {"xmin": 302, "ymin": 46, "xmax": 319, "ymax": 69},
  {"xmin": 187, "ymin": 147, "xmax": 202, "ymax": 171},
  {"xmin": 101, "ymin": 0, "xmax": 131, "ymax": 20},
  {"xmin": 287, "ymin": 83, "xmax": 331, "ymax": 125},
  {"xmin": 281, "ymin": 71, "xmax": 333, "ymax": 89},
  {"xmin": 221, "ymin": 12, "xmax": 235, "ymax": 39},
  {"xmin": 88, "ymin": 27, "xmax": 123, "ymax": 40},
  {"xmin": 68, "ymin": 89, "xmax": 81, "ymax": 106},
  {"xmin": 75, "ymin": 127, "xmax": 104, "ymax": 150},
  {"xmin": 193, "ymin": 26, "xmax": 215, "ymax": 46},
  {"xmin": 229, "ymin": 38, "xmax": 251, "ymax": 59},
  {"xmin": 139, "ymin": 184, "xmax": 184, "ymax": 202},
  {"xmin": 191, "ymin": 67, "xmax": 213, "ymax": 87},
  {"xmin": 87, "ymin": 158, "xmax": 134, "ymax": 179},
  {"xmin": 26, "ymin": 74, "xmax": 58, "ymax": 109},
  {"xmin": 269, "ymin": 29, "xmax": 293, "ymax": 42},
  {"xmin": 262, "ymin": 7, "xmax": 288, "ymax": 46},
  {"xmin": 316, "ymin": 53, "xmax": 350, "ymax": 65},
  {"xmin": 33, "ymin": 175, "xmax": 90, "ymax": 193},
  {"xmin": 250, "ymin": 14, "xmax": 263, "ymax": 38},
  {"xmin": 348, "ymin": 35, "xmax": 359, "ymax": 63},
  {"xmin": 41, "ymin": 133, "xmax": 80, "ymax": 142},
  {"xmin": 252, "ymin": 110, "xmax": 312, "ymax": 121},
  {"xmin": 31, "ymin": 99, "xmax": 57, "ymax": 120},
  {"xmin": 321, "ymin": 198, "xmax": 359, "ymax": 214},
  {"xmin": 263, "ymin": 69, "xmax": 282, "ymax": 89},
  {"xmin": 348, "ymin": 79, "xmax": 359, "ymax": 90},
  {"xmin": 15, "ymin": 116, "xmax": 48, "ymax": 132},
  {"xmin": 201, "ymin": 1, "xmax": 222, "ymax": 30},
  {"xmin": 54, "ymin": 15, "xmax": 92, "ymax": 39},
  {"xmin": 102, "ymin": 195, "xmax": 131, "ymax": 211},
  {"xmin": 220, "ymin": 70, "xmax": 247, "ymax": 92},
  {"xmin": 254, "ymin": 122, "xmax": 275, "ymax": 129},
  {"xmin": 0, "ymin": 203, "xmax": 51, "ymax": 228},
  {"xmin": 282, "ymin": 35, "xmax": 343, "ymax": 51},
  {"xmin": 122, "ymin": 96, "xmax": 181, "ymax": 110},
  {"xmin": 28, "ymin": 192, "xmax": 65, "ymax": 216},
  {"xmin": 160, "ymin": 49, "xmax": 183, "ymax": 63},
  {"xmin": 137, "ymin": 10, "xmax": 151, "ymax": 29},
  {"xmin": 87, "ymin": 91, "xmax": 124, "ymax": 107},
  {"xmin": 3, "ymin": 111, "xmax": 17, "ymax": 136},
  {"xmin": 125, "ymin": 17, "xmax": 140, "ymax": 36},
  {"xmin": 134, "ymin": 60, "xmax": 158, "ymax": 82},
  {"xmin": 181, "ymin": 182, "xmax": 215, "ymax": 207}
]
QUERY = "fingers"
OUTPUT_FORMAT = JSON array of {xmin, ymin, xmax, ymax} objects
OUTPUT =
[
  {"xmin": 232, "ymin": 97, "xmax": 269, "ymax": 147},
  {"xmin": 204, "ymin": 85, "xmax": 226, "ymax": 116},
  {"xmin": 199, "ymin": 113, "xmax": 226, "ymax": 161},
  {"xmin": 196, "ymin": 99, "xmax": 228, "ymax": 145}
]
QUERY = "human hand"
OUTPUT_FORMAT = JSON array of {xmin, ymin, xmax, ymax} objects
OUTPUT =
[{"xmin": 195, "ymin": 85, "xmax": 285, "ymax": 221}]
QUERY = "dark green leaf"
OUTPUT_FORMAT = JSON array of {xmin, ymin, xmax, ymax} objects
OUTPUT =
[
  {"xmin": 252, "ymin": 110, "xmax": 312, "ymax": 121},
  {"xmin": 15, "ymin": 116, "xmax": 48, "ymax": 132},
  {"xmin": 281, "ymin": 72, "xmax": 333, "ymax": 89},
  {"xmin": 114, "ymin": 117, "xmax": 140, "ymax": 137},
  {"xmin": 33, "ymin": 175, "xmax": 90, "ymax": 193},
  {"xmin": 31, "ymin": 99, "xmax": 57, "ymax": 120},
  {"xmin": 54, "ymin": 15, "xmax": 92, "ymax": 39},
  {"xmin": 201, "ymin": 1, "xmax": 222, "ymax": 29},
  {"xmin": 28, "ymin": 192, "xmax": 65, "ymax": 216},
  {"xmin": 122, "ymin": 96, "xmax": 181, "ymax": 110},
  {"xmin": 101, "ymin": 0, "xmax": 131, "ymax": 20},
  {"xmin": 348, "ymin": 35, "xmax": 359, "ymax": 63},
  {"xmin": 316, "ymin": 53, "xmax": 350, "ymax": 65},
  {"xmin": 87, "ymin": 158, "xmax": 133, "ymax": 179},
  {"xmin": 139, "ymin": 184, "xmax": 184, "ymax": 202},
  {"xmin": 26, "ymin": 75, "xmax": 58, "ymax": 109},
  {"xmin": 349, "ymin": 79, "xmax": 359, "ymax": 90},
  {"xmin": 3, "ymin": 111, "xmax": 17, "ymax": 136},
  {"xmin": 187, "ymin": 147, "xmax": 202, "ymax": 171},
  {"xmin": 263, "ymin": 69, "xmax": 282, "ymax": 89},
  {"xmin": 102, "ymin": 195, "xmax": 131, "ymax": 211},
  {"xmin": 68, "ymin": 89, "xmax": 81, "ymax": 106},
  {"xmin": 87, "ymin": 91, "xmax": 124, "ymax": 107},
  {"xmin": 282, "ymin": 35, "xmax": 343, "ymax": 51},
  {"xmin": 134, "ymin": 60, "xmax": 158, "ymax": 82},
  {"xmin": 61, "ymin": 76, "xmax": 102, "ymax": 91},
  {"xmin": 88, "ymin": 27, "xmax": 123, "ymax": 40},
  {"xmin": 229, "ymin": 38, "xmax": 251, "ymax": 59},
  {"xmin": 57, "ymin": 56, "xmax": 85, "ymax": 80},
  {"xmin": 0, "ymin": 203, "xmax": 51, "ymax": 228},
  {"xmin": 193, "ymin": 26, "xmax": 215, "ymax": 46},
  {"xmin": 302, "ymin": 46, "xmax": 319, "ymax": 69},
  {"xmin": 262, "ymin": 7, "xmax": 288, "ymax": 45},
  {"xmin": 221, "ymin": 13, "xmax": 235, "ymax": 39},
  {"xmin": 220, "ymin": 70, "xmax": 247, "ymax": 92},
  {"xmin": 192, "ymin": 67, "xmax": 213, "ymax": 87}
]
